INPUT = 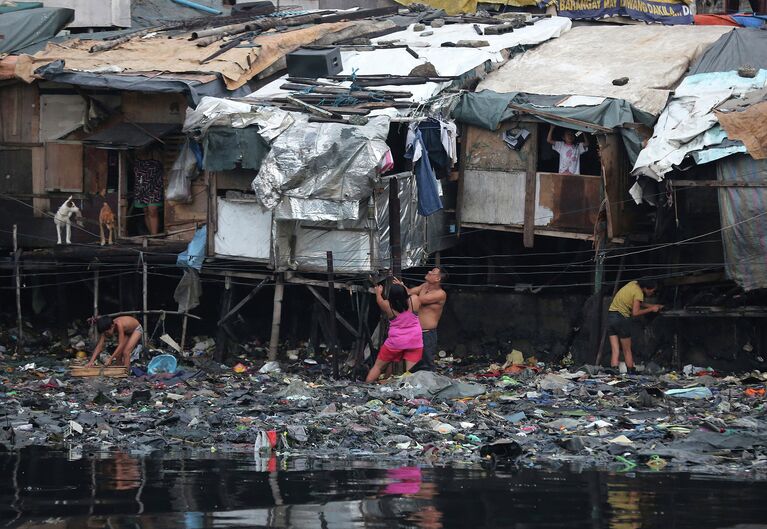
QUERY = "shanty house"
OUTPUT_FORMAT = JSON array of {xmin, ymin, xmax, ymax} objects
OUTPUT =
[{"xmin": 452, "ymin": 25, "xmax": 731, "ymax": 247}]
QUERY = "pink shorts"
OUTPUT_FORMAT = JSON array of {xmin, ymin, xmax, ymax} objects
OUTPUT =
[{"xmin": 378, "ymin": 344, "xmax": 423, "ymax": 363}]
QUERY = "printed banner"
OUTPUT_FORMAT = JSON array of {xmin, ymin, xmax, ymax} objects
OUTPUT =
[{"xmin": 547, "ymin": 0, "xmax": 693, "ymax": 25}]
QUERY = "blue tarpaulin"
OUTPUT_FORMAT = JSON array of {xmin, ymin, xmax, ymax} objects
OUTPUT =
[{"xmin": 177, "ymin": 226, "xmax": 207, "ymax": 270}]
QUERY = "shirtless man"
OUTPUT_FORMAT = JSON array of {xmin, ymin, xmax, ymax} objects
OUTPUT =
[
  {"xmin": 86, "ymin": 315, "xmax": 143, "ymax": 368},
  {"xmin": 396, "ymin": 266, "xmax": 447, "ymax": 371}
]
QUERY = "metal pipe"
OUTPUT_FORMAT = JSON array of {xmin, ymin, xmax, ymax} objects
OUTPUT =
[{"xmin": 171, "ymin": 0, "xmax": 222, "ymax": 15}]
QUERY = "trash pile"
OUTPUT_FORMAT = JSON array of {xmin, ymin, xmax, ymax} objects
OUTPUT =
[{"xmin": 2, "ymin": 344, "xmax": 767, "ymax": 476}]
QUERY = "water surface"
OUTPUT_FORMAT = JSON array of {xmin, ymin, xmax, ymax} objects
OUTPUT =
[{"xmin": 2, "ymin": 448, "xmax": 767, "ymax": 528}]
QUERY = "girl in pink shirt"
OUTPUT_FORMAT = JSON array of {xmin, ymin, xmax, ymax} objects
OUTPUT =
[{"xmin": 366, "ymin": 283, "xmax": 423, "ymax": 383}]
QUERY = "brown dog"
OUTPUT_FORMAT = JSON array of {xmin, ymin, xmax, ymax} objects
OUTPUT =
[{"xmin": 99, "ymin": 202, "xmax": 115, "ymax": 246}]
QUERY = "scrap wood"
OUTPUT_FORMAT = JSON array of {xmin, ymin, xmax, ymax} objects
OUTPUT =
[
  {"xmin": 70, "ymin": 365, "xmax": 129, "ymax": 378},
  {"xmin": 286, "ymin": 95, "xmax": 340, "ymax": 118}
]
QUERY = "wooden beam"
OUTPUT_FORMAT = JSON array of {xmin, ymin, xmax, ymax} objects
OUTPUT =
[
  {"xmin": 103, "ymin": 310, "xmax": 202, "ymax": 320},
  {"xmin": 217, "ymin": 277, "xmax": 270, "ymax": 325},
  {"xmin": 671, "ymin": 180, "xmax": 767, "ymax": 188},
  {"xmin": 268, "ymin": 273, "xmax": 284, "ymax": 361},
  {"xmin": 507, "ymin": 104, "xmax": 614, "ymax": 133},
  {"xmin": 523, "ymin": 126, "xmax": 538, "ymax": 248},
  {"xmin": 461, "ymin": 221, "xmax": 630, "ymax": 243},
  {"xmin": 306, "ymin": 285, "xmax": 360, "ymax": 338},
  {"xmin": 203, "ymin": 269, "xmax": 368, "ymax": 292}
]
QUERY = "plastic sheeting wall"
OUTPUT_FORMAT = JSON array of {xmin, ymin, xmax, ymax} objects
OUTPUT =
[
  {"xmin": 214, "ymin": 198, "xmax": 272, "ymax": 261},
  {"xmin": 272, "ymin": 202, "xmax": 374, "ymax": 273},
  {"xmin": 717, "ymin": 154, "xmax": 767, "ymax": 291},
  {"xmin": 376, "ymin": 174, "xmax": 427, "ymax": 271}
]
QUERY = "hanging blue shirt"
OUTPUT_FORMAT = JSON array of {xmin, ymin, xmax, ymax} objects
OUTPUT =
[{"xmin": 404, "ymin": 129, "xmax": 443, "ymax": 217}]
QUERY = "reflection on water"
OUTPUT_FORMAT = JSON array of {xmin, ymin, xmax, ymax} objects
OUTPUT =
[{"xmin": 2, "ymin": 448, "xmax": 767, "ymax": 528}]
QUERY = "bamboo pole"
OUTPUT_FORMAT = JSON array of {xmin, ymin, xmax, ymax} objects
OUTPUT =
[
  {"xmin": 13, "ymin": 225, "xmax": 22, "ymax": 350},
  {"xmin": 268, "ymin": 274, "xmax": 284, "ymax": 361}
]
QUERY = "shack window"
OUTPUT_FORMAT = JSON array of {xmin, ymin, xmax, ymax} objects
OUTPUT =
[{"xmin": 538, "ymin": 125, "xmax": 601, "ymax": 176}]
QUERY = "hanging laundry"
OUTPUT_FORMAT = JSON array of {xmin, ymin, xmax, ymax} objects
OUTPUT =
[
  {"xmin": 407, "ymin": 119, "xmax": 451, "ymax": 179},
  {"xmin": 440, "ymin": 120, "xmax": 458, "ymax": 166},
  {"xmin": 405, "ymin": 129, "xmax": 443, "ymax": 217}
]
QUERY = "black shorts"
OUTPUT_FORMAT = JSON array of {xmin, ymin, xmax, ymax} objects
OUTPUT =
[{"xmin": 607, "ymin": 311, "xmax": 633, "ymax": 339}]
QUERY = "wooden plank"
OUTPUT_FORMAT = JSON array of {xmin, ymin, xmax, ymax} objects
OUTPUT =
[
  {"xmin": 461, "ymin": 222, "xmax": 597, "ymax": 241},
  {"xmin": 597, "ymin": 134, "xmax": 621, "ymax": 239},
  {"xmin": 121, "ymin": 92, "xmax": 187, "ymax": 124},
  {"xmin": 31, "ymin": 146, "xmax": 48, "ymax": 217},
  {"xmin": 671, "ymin": 180, "xmax": 767, "ymax": 188},
  {"xmin": 536, "ymin": 172, "xmax": 601, "ymax": 231},
  {"xmin": 207, "ymin": 171, "xmax": 217, "ymax": 255},
  {"xmin": 44, "ymin": 142, "xmax": 83, "ymax": 192},
  {"xmin": 0, "ymin": 83, "xmax": 40, "ymax": 144},
  {"xmin": 70, "ymin": 366, "xmax": 129, "ymax": 378},
  {"xmin": 461, "ymin": 169, "xmax": 527, "ymax": 225},
  {"xmin": 523, "ymin": 124, "xmax": 538, "ymax": 248}
]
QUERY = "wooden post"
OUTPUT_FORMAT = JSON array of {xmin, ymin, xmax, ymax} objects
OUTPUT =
[
  {"xmin": 215, "ymin": 273, "xmax": 233, "ymax": 363},
  {"xmin": 91, "ymin": 266, "xmax": 100, "ymax": 343},
  {"xmin": 13, "ymin": 225, "xmax": 23, "ymax": 350},
  {"xmin": 180, "ymin": 285, "xmax": 191, "ymax": 352},
  {"xmin": 141, "ymin": 248, "xmax": 148, "ymax": 347},
  {"xmin": 389, "ymin": 179, "xmax": 401, "ymax": 277},
  {"xmin": 523, "ymin": 127, "xmax": 538, "ymax": 248},
  {"xmin": 327, "ymin": 251, "xmax": 339, "ymax": 379},
  {"xmin": 268, "ymin": 273, "xmax": 284, "ymax": 361}
]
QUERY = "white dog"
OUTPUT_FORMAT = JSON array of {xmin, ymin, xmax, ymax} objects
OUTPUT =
[{"xmin": 54, "ymin": 196, "xmax": 83, "ymax": 244}]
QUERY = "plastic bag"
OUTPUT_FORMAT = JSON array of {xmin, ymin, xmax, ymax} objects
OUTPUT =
[
  {"xmin": 147, "ymin": 354, "xmax": 178, "ymax": 375},
  {"xmin": 166, "ymin": 139, "xmax": 199, "ymax": 203}
]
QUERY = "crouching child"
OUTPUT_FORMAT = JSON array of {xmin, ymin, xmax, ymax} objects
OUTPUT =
[{"xmin": 86, "ymin": 315, "xmax": 143, "ymax": 368}]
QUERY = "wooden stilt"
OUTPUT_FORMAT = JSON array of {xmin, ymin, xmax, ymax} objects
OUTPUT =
[
  {"xmin": 13, "ymin": 225, "xmax": 23, "ymax": 351},
  {"xmin": 91, "ymin": 266, "xmax": 100, "ymax": 343},
  {"xmin": 215, "ymin": 274, "xmax": 233, "ymax": 363},
  {"xmin": 268, "ymin": 273, "xmax": 284, "ymax": 361},
  {"xmin": 180, "ymin": 270, "xmax": 194, "ymax": 352},
  {"xmin": 327, "ymin": 251, "xmax": 339, "ymax": 379},
  {"xmin": 141, "ymin": 248, "xmax": 148, "ymax": 347}
]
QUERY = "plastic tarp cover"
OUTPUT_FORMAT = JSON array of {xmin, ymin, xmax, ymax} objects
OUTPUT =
[
  {"xmin": 252, "ymin": 114, "xmax": 391, "ymax": 222},
  {"xmin": 376, "ymin": 174, "xmax": 427, "ymax": 270},
  {"xmin": 176, "ymin": 225, "xmax": 207, "ymax": 271},
  {"xmin": 689, "ymin": 28, "xmax": 767, "ymax": 75},
  {"xmin": 166, "ymin": 139, "xmax": 199, "ymax": 203},
  {"xmin": 476, "ymin": 25, "xmax": 731, "ymax": 117},
  {"xmin": 273, "ymin": 202, "xmax": 374, "ymax": 273},
  {"xmin": 203, "ymin": 126, "xmax": 270, "ymax": 172},
  {"xmin": 33, "ymin": 61, "xmax": 253, "ymax": 106},
  {"xmin": 174, "ymin": 269, "xmax": 202, "ymax": 313},
  {"xmin": 453, "ymin": 90, "xmax": 655, "ymax": 164},
  {"xmin": 183, "ymin": 97, "xmax": 294, "ymax": 139},
  {"xmin": 0, "ymin": 7, "xmax": 73, "ymax": 53},
  {"xmin": 717, "ymin": 154, "xmax": 767, "ymax": 291},
  {"xmin": 631, "ymin": 70, "xmax": 767, "ymax": 195},
  {"xmin": 716, "ymin": 101, "xmax": 767, "ymax": 159}
]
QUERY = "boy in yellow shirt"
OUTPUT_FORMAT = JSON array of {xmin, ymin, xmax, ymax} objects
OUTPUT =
[{"xmin": 607, "ymin": 279, "xmax": 663, "ymax": 372}]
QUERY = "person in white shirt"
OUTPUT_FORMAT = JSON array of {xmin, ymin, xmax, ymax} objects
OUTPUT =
[{"xmin": 547, "ymin": 125, "xmax": 588, "ymax": 174}]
